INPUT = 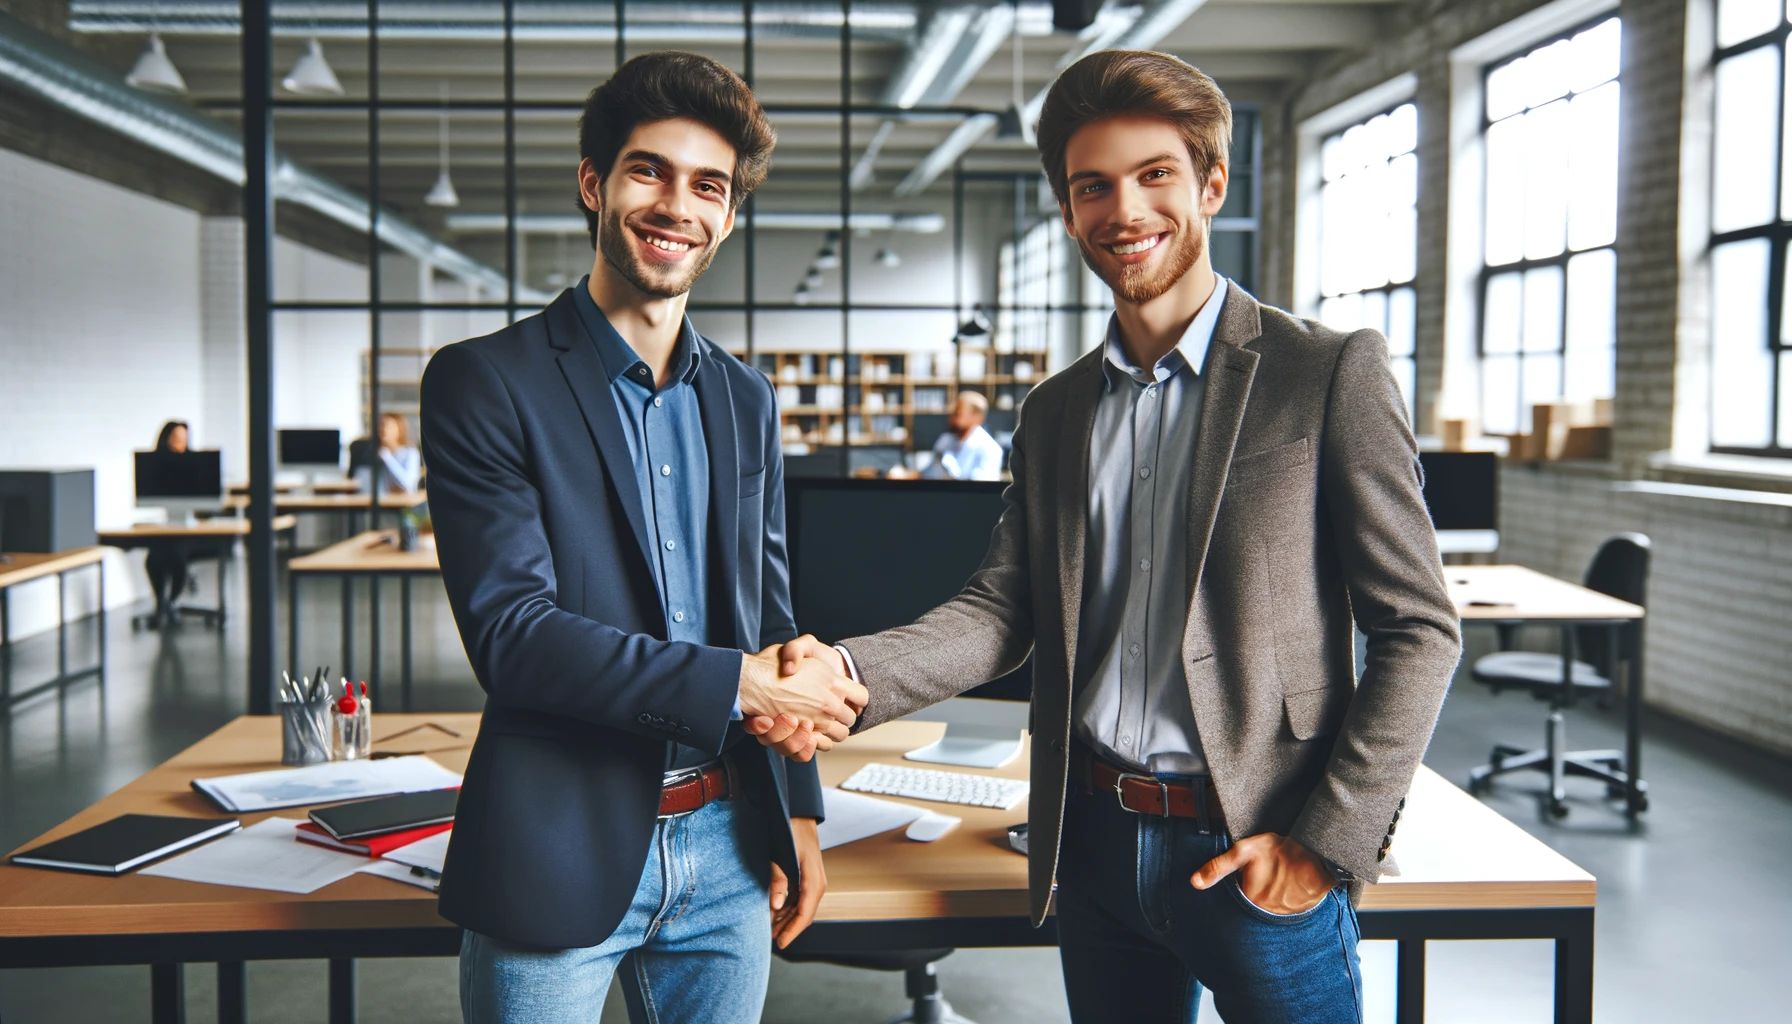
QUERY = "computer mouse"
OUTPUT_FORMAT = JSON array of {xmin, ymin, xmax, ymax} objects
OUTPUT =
[{"xmin": 905, "ymin": 813, "xmax": 960, "ymax": 842}]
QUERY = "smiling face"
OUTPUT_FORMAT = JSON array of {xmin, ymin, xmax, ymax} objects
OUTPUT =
[
  {"xmin": 1059, "ymin": 115, "xmax": 1227, "ymax": 306},
  {"xmin": 581, "ymin": 117, "xmax": 737, "ymax": 300}
]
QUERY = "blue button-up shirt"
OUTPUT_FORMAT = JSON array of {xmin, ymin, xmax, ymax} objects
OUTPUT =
[
  {"xmin": 572, "ymin": 278, "xmax": 721, "ymax": 771},
  {"xmin": 1072, "ymin": 277, "xmax": 1226, "ymax": 776}
]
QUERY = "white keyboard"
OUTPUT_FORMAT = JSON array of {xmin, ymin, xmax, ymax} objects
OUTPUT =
[{"xmin": 839, "ymin": 763, "xmax": 1030, "ymax": 810}]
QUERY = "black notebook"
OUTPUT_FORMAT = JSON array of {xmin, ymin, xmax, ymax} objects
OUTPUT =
[
  {"xmin": 10, "ymin": 814, "xmax": 241, "ymax": 875},
  {"xmin": 307, "ymin": 787, "xmax": 460, "ymax": 841}
]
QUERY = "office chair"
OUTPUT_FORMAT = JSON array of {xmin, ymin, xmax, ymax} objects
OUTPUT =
[
  {"xmin": 777, "ymin": 948, "xmax": 977, "ymax": 1024},
  {"xmin": 1466, "ymin": 533, "xmax": 1651, "ymax": 818}
]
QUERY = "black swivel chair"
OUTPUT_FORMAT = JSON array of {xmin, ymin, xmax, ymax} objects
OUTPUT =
[
  {"xmin": 1466, "ymin": 533, "xmax": 1651, "ymax": 818},
  {"xmin": 777, "ymin": 947, "xmax": 976, "ymax": 1024}
]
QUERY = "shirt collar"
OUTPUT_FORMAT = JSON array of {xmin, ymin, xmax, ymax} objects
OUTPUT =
[
  {"xmin": 1101, "ymin": 275, "xmax": 1227, "ymax": 391},
  {"xmin": 571, "ymin": 274, "xmax": 703, "ymax": 388}
]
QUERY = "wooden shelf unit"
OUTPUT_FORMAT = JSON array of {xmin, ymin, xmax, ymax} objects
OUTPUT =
[{"xmin": 752, "ymin": 346, "xmax": 1048, "ymax": 452}]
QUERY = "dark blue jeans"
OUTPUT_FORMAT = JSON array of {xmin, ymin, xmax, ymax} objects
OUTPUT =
[{"xmin": 1056, "ymin": 783, "xmax": 1363, "ymax": 1024}]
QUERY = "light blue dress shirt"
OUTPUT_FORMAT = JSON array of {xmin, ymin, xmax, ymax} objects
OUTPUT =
[
  {"xmin": 924, "ymin": 425, "xmax": 1006, "ymax": 480},
  {"xmin": 1072, "ymin": 277, "xmax": 1227, "ymax": 776},
  {"xmin": 572, "ymin": 278, "xmax": 727, "ymax": 772}
]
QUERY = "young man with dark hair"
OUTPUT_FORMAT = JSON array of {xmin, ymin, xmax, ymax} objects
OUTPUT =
[
  {"xmin": 422, "ymin": 51, "xmax": 865, "ymax": 1024},
  {"xmin": 768, "ymin": 49, "xmax": 1461, "ymax": 1022}
]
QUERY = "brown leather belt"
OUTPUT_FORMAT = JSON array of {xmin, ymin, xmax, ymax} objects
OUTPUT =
[
  {"xmin": 1077, "ymin": 747, "xmax": 1227, "ymax": 832},
  {"xmin": 658, "ymin": 761, "xmax": 731, "ymax": 816}
]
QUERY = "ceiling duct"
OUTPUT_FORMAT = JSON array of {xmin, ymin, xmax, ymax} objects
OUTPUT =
[{"xmin": 0, "ymin": 9, "xmax": 530, "ymax": 298}]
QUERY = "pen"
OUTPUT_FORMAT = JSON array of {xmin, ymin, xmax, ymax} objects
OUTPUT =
[{"xmin": 408, "ymin": 864, "xmax": 442, "ymax": 879}]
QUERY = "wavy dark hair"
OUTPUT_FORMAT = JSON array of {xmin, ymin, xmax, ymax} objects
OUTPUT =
[
  {"xmin": 153, "ymin": 420, "xmax": 190, "ymax": 453},
  {"xmin": 576, "ymin": 51, "xmax": 775, "ymax": 247}
]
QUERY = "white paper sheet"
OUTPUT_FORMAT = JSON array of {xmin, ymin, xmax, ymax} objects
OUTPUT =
[
  {"xmin": 359, "ymin": 859, "xmax": 439, "ymax": 892},
  {"xmin": 815, "ymin": 787, "xmax": 927, "ymax": 850},
  {"xmin": 379, "ymin": 829, "xmax": 451, "ymax": 875},
  {"xmin": 192, "ymin": 755, "xmax": 462, "ymax": 813},
  {"xmin": 140, "ymin": 818, "xmax": 368, "ymax": 893}
]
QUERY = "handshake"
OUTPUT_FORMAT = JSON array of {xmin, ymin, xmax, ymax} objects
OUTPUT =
[{"xmin": 737, "ymin": 636, "xmax": 865, "ymax": 762}]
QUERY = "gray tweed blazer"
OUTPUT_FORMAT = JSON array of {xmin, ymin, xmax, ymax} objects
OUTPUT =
[{"xmin": 841, "ymin": 280, "xmax": 1462, "ymax": 925}]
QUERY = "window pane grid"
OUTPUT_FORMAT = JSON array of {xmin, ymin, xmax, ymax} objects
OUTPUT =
[
  {"xmin": 1709, "ymin": 17, "xmax": 1792, "ymax": 456},
  {"xmin": 1318, "ymin": 102, "xmax": 1418, "ymax": 419},
  {"xmin": 1479, "ymin": 18, "xmax": 1619, "ymax": 438}
]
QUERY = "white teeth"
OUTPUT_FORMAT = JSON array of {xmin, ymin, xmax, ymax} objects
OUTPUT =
[
  {"xmin": 645, "ymin": 235, "xmax": 691, "ymax": 252},
  {"xmin": 1107, "ymin": 235, "xmax": 1161, "ymax": 255}
]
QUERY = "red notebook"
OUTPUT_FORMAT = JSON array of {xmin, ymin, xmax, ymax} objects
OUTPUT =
[{"xmin": 294, "ymin": 820, "xmax": 451, "ymax": 857}]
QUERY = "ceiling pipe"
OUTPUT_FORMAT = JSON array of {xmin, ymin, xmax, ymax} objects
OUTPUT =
[
  {"xmin": 892, "ymin": 0, "xmax": 1204, "ymax": 197},
  {"xmin": 0, "ymin": 10, "xmax": 533, "ymax": 298},
  {"xmin": 68, "ymin": 1, "xmax": 921, "ymax": 42}
]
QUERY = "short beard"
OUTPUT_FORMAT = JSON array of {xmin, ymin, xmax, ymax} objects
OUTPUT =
[
  {"xmin": 1077, "ymin": 223, "xmax": 1203, "ymax": 305},
  {"xmin": 597, "ymin": 208, "xmax": 716, "ymax": 300}
]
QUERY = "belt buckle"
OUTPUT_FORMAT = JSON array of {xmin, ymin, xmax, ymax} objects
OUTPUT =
[{"xmin": 1113, "ymin": 771, "xmax": 1171, "ymax": 817}]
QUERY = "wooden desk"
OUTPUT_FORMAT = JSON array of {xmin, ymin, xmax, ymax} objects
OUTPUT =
[
  {"xmin": 98, "ymin": 518, "xmax": 299, "ymax": 630},
  {"xmin": 1447, "ymin": 565, "xmax": 1648, "ymax": 817},
  {"xmin": 220, "ymin": 493, "xmax": 423, "ymax": 513},
  {"xmin": 0, "ymin": 715, "xmax": 1596, "ymax": 1024},
  {"xmin": 0, "ymin": 547, "xmax": 107, "ymax": 708},
  {"xmin": 288, "ymin": 531, "xmax": 443, "ymax": 709}
]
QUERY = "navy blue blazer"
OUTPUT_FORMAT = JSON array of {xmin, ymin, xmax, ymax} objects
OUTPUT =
[{"xmin": 420, "ymin": 289, "xmax": 823, "ymax": 950}]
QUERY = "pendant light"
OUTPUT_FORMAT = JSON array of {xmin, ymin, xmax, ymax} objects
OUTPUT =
[
  {"xmin": 425, "ymin": 83, "xmax": 461, "ymax": 208},
  {"xmin": 283, "ymin": 37, "xmax": 345, "ymax": 97},
  {"xmin": 126, "ymin": 32, "xmax": 188, "ymax": 95}
]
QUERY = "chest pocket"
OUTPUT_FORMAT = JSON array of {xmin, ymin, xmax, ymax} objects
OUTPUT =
[{"xmin": 1225, "ymin": 436, "xmax": 1311, "ymax": 490}]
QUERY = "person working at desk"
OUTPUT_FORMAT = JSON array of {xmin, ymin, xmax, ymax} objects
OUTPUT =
[
  {"xmin": 764, "ymin": 50, "xmax": 1462, "ymax": 1024},
  {"xmin": 142, "ymin": 420, "xmax": 194, "ymax": 629},
  {"xmin": 356, "ymin": 412, "xmax": 422, "ymax": 494},
  {"xmin": 420, "ymin": 52, "xmax": 864, "ymax": 1024},
  {"xmin": 921, "ymin": 390, "xmax": 1004, "ymax": 481}
]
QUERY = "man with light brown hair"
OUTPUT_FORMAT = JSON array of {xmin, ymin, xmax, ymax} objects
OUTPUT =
[{"xmin": 765, "ymin": 49, "xmax": 1460, "ymax": 1022}]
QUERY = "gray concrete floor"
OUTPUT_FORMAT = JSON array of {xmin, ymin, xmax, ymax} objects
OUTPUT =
[{"xmin": 1, "ymin": 559, "xmax": 1787, "ymax": 1022}]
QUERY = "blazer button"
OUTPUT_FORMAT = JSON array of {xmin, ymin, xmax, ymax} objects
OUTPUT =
[
  {"xmin": 637, "ymin": 712, "xmax": 652, "ymax": 724},
  {"xmin": 677, "ymin": 726, "xmax": 693, "ymax": 737}
]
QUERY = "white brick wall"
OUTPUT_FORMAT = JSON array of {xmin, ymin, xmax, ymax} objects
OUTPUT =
[
  {"xmin": 1, "ymin": 149, "xmax": 375, "ymax": 642},
  {"xmin": 0, "ymin": 147, "xmax": 207, "ymax": 638}
]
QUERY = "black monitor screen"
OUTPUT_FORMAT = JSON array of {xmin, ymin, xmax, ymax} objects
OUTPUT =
[
  {"xmin": 787, "ymin": 477, "xmax": 1030, "ymax": 701},
  {"xmin": 134, "ymin": 451, "xmax": 223, "ymax": 500},
  {"xmin": 279, "ymin": 428, "xmax": 342, "ymax": 466},
  {"xmin": 1419, "ymin": 451, "xmax": 1498, "ymax": 532}
]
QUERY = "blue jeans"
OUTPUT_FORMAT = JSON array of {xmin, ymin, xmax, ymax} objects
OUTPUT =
[
  {"xmin": 459, "ymin": 796, "xmax": 771, "ymax": 1024},
  {"xmin": 1056, "ymin": 783, "xmax": 1363, "ymax": 1024}
]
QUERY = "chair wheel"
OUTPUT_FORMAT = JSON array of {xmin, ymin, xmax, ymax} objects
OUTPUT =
[
  {"xmin": 1606, "ymin": 783, "xmax": 1626, "ymax": 799},
  {"xmin": 1467, "ymin": 774, "xmax": 1488, "ymax": 795},
  {"xmin": 1548, "ymin": 800, "xmax": 1570, "ymax": 820},
  {"xmin": 1632, "ymin": 795, "xmax": 1650, "ymax": 813}
]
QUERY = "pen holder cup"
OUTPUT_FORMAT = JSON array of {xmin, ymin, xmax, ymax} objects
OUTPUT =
[{"xmin": 280, "ymin": 702, "xmax": 335, "ymax": 765}]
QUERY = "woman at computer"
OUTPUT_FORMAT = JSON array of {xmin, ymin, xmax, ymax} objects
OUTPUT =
[
  {"xmin": 358, "ymin": 412, "xmax": 422, "ymax": 495},
  {"xmin": 144, "ymin": 420, "xmax": 192, "ymax": 629}
]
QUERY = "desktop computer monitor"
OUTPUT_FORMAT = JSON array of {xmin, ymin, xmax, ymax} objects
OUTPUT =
[
  {"xmin": 1419, "ymin": 451, "xmax": 1498, "ymax": 532},
  {"xmin": 788, "ymin": 477, "xmax": 1030, "ymax": 766},
  {"xmin": 134, "ymin": 450, "xmax": 223, "ymax": 521},
  {"xmin": 278, "ymin": 428, "xmax": 343, "ymax": 478}
]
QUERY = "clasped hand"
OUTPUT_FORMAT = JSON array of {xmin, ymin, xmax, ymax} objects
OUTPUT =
[{"xmin": 738, "ymin": 635, "xmax": 863, "ymax": 762}]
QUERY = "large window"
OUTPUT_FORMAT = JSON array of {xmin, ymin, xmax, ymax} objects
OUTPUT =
[
  {"xmin": 1317, "ymin": 102, "xmax": 1418, "ymax": 417},
  {"xmin": 1709, "ymin": 0, "xmax": 1792, "ymax": 456},
  {"xmin": 1477, "ymin": 16, "xmax": 1621, "ymax": 436}
]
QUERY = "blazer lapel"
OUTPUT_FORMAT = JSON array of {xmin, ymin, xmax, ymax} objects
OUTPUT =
[
  {"xmin": 1184, "ymin": 282, "xmax": 1262, "ymax": 607},
  {"xmin": 1055, "ymin": 349, "xmax": 1104, "ymax": 684},
  {"xmin": 692, "ymin": 332, "xmax": 741, "ymax": 649},
  {"xmin": 545, "ymin": 292, "xmax": 659, "ymax": 591}
]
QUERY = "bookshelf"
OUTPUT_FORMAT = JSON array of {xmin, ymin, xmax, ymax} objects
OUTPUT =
[{"xmin": 750, "ymin": 346, "xmax": 1047, "ymax": 451}]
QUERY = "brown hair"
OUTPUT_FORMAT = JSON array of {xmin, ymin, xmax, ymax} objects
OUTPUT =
[
  {"xmin": 1035, "ymin": 50, "xmax": 1232, "ymax": 208},
  {"xmin": 576, "ymin": 51, "xmax": 775, "ymax": 246},
  {"xmin": 379, "ymin": 412, "xmax": 411, "ymax": 448}
]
